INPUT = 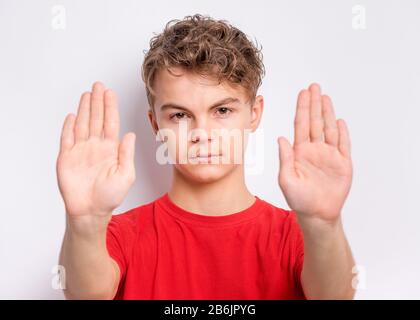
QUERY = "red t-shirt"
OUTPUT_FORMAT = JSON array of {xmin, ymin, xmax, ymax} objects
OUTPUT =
[{"xmin": 106, "ymin": 193, "xmax": 306, "ymax": 299}]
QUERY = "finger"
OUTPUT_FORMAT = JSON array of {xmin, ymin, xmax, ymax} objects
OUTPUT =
[
  {"xmin": 74, "ymin": 92, "xmax": 91, "ymax": 142},
  {"xmin": 294, "ymin": 89, "xmax": 310, "ymax": 146},
  {"xmin": 322, "ymin": 95, "xmax": 339, "ymax": 147},
  {"xmin": 104, "ymin": 89, "xmax": 120, "ymax": 141},
  {"xmin": 60, "ymin": 113, "xmax": 76, "ymax": 153},
  {"xmin": 89, "ymin": 81, "xmax": 105, "ymax": 138},
  {"xmin": 309, "ymin": 83, "xmax": 324, "ymax": 142},
  {"xmin": 337, "ymin": 119, "xmax": 351, "ymax": 158},
  {"xmin": 117, "ymin": 132, "xmax": 136, "ymax": 178},
  {"xmin": 278, "ymin": 136, "xmax": 296, "ymax": 179}
]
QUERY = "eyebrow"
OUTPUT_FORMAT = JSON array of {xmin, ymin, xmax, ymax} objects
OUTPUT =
[{"xmin": 159, "ymin": 97, "xmax": 240, "ymax": 112}]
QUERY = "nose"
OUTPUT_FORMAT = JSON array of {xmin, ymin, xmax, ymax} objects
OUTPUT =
[{"xmin": 190, "ymin": 118, "xmax": 215, "ymax": 143}]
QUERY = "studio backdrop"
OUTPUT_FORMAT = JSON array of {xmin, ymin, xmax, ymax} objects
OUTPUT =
[{"xmin": 0, "ymin": 0, "xmax": 419, "ymax": 299}]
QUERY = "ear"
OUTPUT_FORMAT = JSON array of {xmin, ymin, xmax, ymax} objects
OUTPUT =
[
  {"xmin": 250, "ymin": 95, "xmax": 264, "ymax": 133},
  {"xmin": 147, "ymin": 109, "xmax": 161, "ymax": 140}
]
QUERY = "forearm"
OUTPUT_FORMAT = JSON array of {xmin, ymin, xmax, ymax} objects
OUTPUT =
[
  {"xmin": 298, "ymin": 215, "xmax": 356, "ymax": 300},
  {"xmin": 59, "ymin": 215, "xmax": 118, "ymax": 300}
]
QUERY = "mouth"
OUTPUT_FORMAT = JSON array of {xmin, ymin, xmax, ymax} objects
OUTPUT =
[{"xmin": 189, "ymin": 153, "xmax": 222, "ymax": 160}]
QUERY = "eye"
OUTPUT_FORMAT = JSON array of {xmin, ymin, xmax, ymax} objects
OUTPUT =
[
  {"xmin": 170, "ymin": 112, "xmax": 190, "ymax": 121},
  {"xmin": 215, "ymin": 107, "xmax": 232, "ymax": 117}
]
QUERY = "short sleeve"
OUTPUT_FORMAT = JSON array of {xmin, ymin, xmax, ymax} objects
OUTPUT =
[
  {"xmin": 289, "ymin": 210, "xmax": 306, "ymax": 298},
  {"xmin": 106, "ymin": 216, "xmax": 128, "ymax": 283}
]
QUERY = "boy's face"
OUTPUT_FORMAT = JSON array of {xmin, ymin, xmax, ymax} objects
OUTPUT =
[{"xmin": 148, "ymin": 67, "xmax": 263, "ymax": 183}]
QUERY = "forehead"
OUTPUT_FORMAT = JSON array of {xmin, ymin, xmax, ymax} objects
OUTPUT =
[{"xmin": 153, "ymin": 67, "xmax": 247, "ymax": 109}]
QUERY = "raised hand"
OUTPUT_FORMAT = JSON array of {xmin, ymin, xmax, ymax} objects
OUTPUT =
[
  {"xmin": 56, "ymin": 82, "xmax": 136, "ymax": 229},
  {"xmin": 277, "ymin": 83, "xmax": 353, "ymax": 224}
]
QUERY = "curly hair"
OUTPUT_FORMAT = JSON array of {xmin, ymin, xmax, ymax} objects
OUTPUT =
[{"xmin": 141, "ymin": 14, "xmax": 265, "ymax": 109}]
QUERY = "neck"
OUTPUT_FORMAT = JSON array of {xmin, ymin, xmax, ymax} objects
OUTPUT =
[{"xmin": 168, "ymin": 165, "xmax": 255, "ymax": 216}]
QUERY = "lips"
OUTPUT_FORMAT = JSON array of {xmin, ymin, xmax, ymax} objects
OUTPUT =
[
  {"xmin": 190, "ymin": 153, "xmax": 221, "ymax": 159},
  {"xmin": 191, "ymin": 152, "xmax": 221, "ymax": 159}
]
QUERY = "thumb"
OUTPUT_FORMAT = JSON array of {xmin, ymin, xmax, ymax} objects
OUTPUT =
[
  {"xmin": 277, "ymin": 137, "xmax": 296, "ymax": 177},
  {"xmin": 118, "ymin": 132, "xmax": 136, "ymax": 178}
]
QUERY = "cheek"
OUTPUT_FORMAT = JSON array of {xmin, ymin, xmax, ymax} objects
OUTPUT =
[
  {"xmin": 217, "ymin": 130, "xmax": 247, "ymax": 164},
  {"xmin": 221, "ymin": 118, "xmax": 251, "ymax": 154},
  {"xmin": 165, "ymin": 134, "xmax": 189, "ymax": 164},
  {"xmin": 159, "ymin": 122, "xmax": 190, "ymax": 163}
]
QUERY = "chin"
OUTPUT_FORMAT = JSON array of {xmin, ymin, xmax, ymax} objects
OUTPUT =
[{"xmin": 176, "ymin": 163, "xmax": 234, "ymax": 184}]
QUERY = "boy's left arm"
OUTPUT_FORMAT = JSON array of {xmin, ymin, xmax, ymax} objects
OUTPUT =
[
  {"xmin": 295, "ymin": 214, "xmax": 356, "ymax": 299},
  {"xmin": 277, "ymin": 83, "xmax": 356, "ymax": 299}
]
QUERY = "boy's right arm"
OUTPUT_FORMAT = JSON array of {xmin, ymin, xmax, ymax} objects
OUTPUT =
[
  {"xmin": 56, "ymin": 82, "xmax": 136, "ymax": 299},
  {"xmin": 59, "ymin": 214, "xmax": 120, "ymax": 299}
]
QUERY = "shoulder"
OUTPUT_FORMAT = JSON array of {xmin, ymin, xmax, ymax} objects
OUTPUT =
[
  {"xmin": 258, "ymin": 197, "xmax": 298, "ymax": 222},
  {"xmin": 257, "ymin": 197, "xmax": 302, "ymax": 234},
  {"xmin": 108, "ymin": 196, "xmax": 158, "ymax": 233}
]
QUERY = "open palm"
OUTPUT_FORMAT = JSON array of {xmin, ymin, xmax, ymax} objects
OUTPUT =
[
  {"xmin": 278, "ymin": 83, "xmax": 353, "ymax": 223},
  {"xmin": 56, "ymin": 82, "xmax": 136, "ymax": 219}
]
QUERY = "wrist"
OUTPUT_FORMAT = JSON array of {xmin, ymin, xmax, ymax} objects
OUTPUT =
[
  {"xmin": 296, "ymin": 213, "xmax": 343, "ymax": 237},
  {"xmin": 65, "ymin": 213, "xmax": 112, "ymax": 239}
]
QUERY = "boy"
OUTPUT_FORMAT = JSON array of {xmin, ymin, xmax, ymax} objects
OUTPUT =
[{"xmin": 57, "ymin": 14, "xmax": 355, "ymax": 300}]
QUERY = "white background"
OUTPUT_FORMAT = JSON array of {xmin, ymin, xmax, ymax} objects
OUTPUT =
[{"xmin": 0, "ymin": 0, "xmax": 419, "ymax": 299}]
